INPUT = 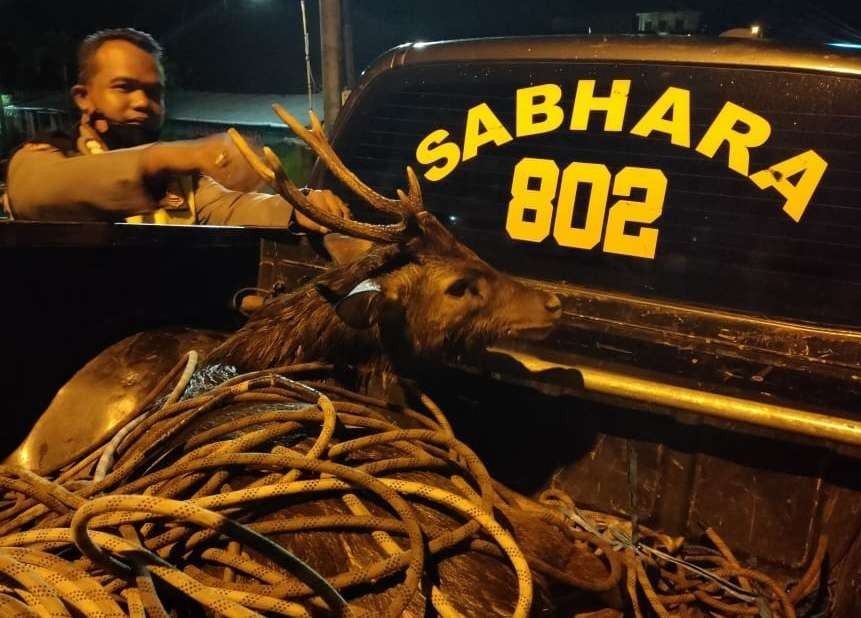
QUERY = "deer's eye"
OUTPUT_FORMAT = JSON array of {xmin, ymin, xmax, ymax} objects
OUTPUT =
[{"xmin": 445, "ymin": 278, "xmax": 471, "ymax": 298}]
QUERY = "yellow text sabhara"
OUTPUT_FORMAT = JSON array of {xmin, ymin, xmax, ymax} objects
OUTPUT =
[{"xmin": 415, "ymin": 80, "xmax": 827, "ymax": 222}]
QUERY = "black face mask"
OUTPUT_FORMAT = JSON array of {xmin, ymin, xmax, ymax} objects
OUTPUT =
[{"xmin": 90, "ymin": 112, "xmax": 161, "ymax": 150}]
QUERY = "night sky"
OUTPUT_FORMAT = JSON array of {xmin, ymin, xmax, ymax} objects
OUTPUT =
[{"xmin": 1, "ymin": 0, "xmax": 860, "ymax": 94}]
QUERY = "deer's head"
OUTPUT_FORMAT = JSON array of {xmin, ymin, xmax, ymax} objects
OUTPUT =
[{"xmin": 210, "ymin": 107, "xmax": 561, "ymax": 373}]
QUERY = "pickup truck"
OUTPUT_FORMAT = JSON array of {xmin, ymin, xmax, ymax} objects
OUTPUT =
[{"xmin": 259, "ymin": 35, "xmax": 861, "ymax": 616}]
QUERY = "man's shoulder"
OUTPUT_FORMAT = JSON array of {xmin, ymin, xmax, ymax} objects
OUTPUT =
[
  {"xmin": 5, "ymin": 130, "xmax": 79, "ymax": 198},
  {"xmin": 11, "ymin": 130, "xmax": 77, "ymax": 160}
]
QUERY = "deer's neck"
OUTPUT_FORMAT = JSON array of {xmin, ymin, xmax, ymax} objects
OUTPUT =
[{"xmin": 206, "ymin": 284, "xmax": 389, "ymax": 375}]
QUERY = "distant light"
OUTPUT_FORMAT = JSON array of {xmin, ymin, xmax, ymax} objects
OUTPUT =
[
  {"xmin": 750, "ymin": 25, "xmax": 760, "ymax": 35},
  {"xmin": 828, "ymin": 42, "xmax": 861, "ymax": 49},
  {"xmin": 448, "ymin": 215, "xmax": 460, "ymax": 224}
]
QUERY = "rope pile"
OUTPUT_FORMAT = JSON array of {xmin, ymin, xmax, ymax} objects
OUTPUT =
[
  {"xmin": 532, "ymin": 489, "xmax": 827, "ymax": 618},
  {"xmin": 0, "ymin": 353, "xmax": 825, "ymax": 617}
]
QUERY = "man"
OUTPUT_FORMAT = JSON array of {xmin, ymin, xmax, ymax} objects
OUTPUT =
[{"xmin": 2, "ymin": 28, "xmax": 348, "ymax": 228}]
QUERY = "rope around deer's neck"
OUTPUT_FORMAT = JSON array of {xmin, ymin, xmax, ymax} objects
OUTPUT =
[{"xmin": 0, "ymin": 362, "xmax": 821, "ymax": 617}]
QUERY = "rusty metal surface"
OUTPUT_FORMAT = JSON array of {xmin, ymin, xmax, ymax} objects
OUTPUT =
[
  {"xmin": 551, "ymin": 421, "xmax": 861, "ymax": 609},
  {"xmin": 526, "ymin": 277, "xmax": 861, "ymax": 376},
  {"xmin": 689, "ymin": 451, "xmax": 823, "ymax": 568},
  {"xmin": 553, "ymin": 435, "xmax": 663, "ymax": 521},
  {"xmin": 552, "ymin": 431, "xmax": 825, "ymax": 572},
  {"xmin": 832, "ymin": 528, "xmax": 861, "ymax": 618},
  {"xmin": 4, "ymin": 327, "xmax": 227, "ymax": 475}
]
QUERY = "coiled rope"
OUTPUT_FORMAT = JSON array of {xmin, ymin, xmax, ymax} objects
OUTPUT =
[{"xmin": 0, "ymin": 354, "xmax": 825, "ymax": 616}]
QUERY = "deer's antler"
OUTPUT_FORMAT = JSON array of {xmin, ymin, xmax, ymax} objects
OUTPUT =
[
  {"xmin": 227, "ymin": 128, "xmax": 410, "ymax": 244},
  {"xmin": 272, "ymin": 106, "xmax": 424, "ymax": 216}
]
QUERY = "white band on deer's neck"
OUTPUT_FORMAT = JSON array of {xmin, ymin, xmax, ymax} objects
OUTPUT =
[{"xmin": 346, "ymin": 279, "xmax": 382, "ymax": 297}]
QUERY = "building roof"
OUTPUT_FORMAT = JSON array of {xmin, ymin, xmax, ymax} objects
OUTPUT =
[
  {"xmin": 4, "ymin": 90, "xmax": 324, "ymax": 129},
  {"xmin": 166, "ymin": 91, "xmax": 324, "ymax": 128}
]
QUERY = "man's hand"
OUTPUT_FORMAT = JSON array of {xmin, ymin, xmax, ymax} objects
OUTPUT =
[
  {"xmin": 140, "ymin": 135, "xmax": 352, "ymax": 231},
  {"xmin": 140, "ymin": 134, "xmax": 259, "ymax": 190},
  {"xmin": 294, "ymin": 190, "xmax": 352, "ymax": 233}
]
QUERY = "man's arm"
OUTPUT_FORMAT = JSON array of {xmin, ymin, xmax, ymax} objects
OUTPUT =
[
  {"xmin": 7, "ymin": 132, "xmax": 351, "ymax": 227},
  {"xmin": 195, "ymin": 176, "xmax": 352, "ymax": 230},
  {"xmin": 5, "ymin": 144, "xmax": 160, "ymax": 221},
  {"xmin": 194, "ymin": 175, "xmax": 294, "ymax": 227},
  {"xmin": 5, "ymin": 134, "xmax": 240, "ymax": 221}
]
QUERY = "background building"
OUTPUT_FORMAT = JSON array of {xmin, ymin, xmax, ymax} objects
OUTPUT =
[{"xmin": 636, "ymin": 9, "xmax": 701, "ymax": 33}]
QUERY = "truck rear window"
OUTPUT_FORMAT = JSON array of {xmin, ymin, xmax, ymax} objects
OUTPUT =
[{"xmin": 327, "ymin": 61, "xmax": 861, "ymax": 328}]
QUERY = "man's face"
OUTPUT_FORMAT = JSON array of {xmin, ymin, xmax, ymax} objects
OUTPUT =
[{"xmin": 73, "ymin": 39, "xmax": 165, "ymax": 147}]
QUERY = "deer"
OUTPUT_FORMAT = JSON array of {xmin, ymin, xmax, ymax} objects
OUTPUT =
[{"xmin": 202, "ymin": 107, "xmax": 562, "ymax": 386}]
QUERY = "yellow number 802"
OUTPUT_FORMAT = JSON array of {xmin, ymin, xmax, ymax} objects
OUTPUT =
[{"xmin": 506, "ymin": 157, "xmax": 667, "ymax": 259}]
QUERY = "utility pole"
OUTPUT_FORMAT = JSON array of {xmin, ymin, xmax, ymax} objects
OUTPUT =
[
  {"xmin": 341, "ymin": 0, "xmax": 356, "ymax": 90},
  {"xmin": 319, "ymin": 0, "xmax": 342, "ymax": 134}
]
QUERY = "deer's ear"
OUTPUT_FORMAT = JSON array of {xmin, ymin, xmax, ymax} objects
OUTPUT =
[
  {"xmin": 324, "ymin": 234, "xmax": 377, "ymax": 265},
  {"xmin": 335, "ymin": 279, "xmax": 385, "ymax": 329}
]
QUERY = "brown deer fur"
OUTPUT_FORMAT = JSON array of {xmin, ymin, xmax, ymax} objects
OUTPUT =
[{"xmin": 207, "ymin": 218, "xmax": 561, "ymax": 378}]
